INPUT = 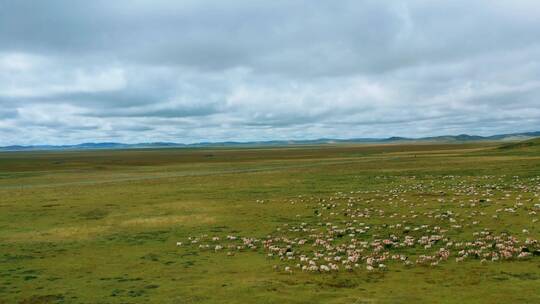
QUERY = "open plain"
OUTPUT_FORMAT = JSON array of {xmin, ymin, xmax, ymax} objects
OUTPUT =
[{"xmin": 1, "ymin": 140, "xmax": 539, "ymax": 303}]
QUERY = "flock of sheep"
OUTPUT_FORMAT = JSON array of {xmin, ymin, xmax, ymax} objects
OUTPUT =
[{"xmin": 179, "ymin": 175, "xmax": 540, "ymax": 273}]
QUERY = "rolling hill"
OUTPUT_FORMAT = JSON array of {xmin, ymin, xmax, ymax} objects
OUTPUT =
[{"xmin": 1, "ymin": 131, "xmax": 539, "ymax": 152}]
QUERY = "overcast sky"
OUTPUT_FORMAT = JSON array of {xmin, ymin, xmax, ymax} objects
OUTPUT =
[{"xmin": 1, "ymin": 0, "xmax": 539, "ymax": 145}]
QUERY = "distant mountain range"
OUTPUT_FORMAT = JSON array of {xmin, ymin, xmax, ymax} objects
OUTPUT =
[{"xmin": 1, "ymin": 131, "xmax": 539, "ymax": 152}]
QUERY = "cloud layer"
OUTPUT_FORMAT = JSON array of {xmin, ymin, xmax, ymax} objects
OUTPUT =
[{"xmin": 1, "ymin": 0, "xmax": 539, "ymax": 145}]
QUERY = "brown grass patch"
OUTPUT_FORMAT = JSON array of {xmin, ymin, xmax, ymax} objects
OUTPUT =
[
  {"xmin": 5, "ymin": 225, "xmax": 111, "ymax": 242},
  {"xmin": 120, "ymin": 214, "xmax": 215, "ymax": 227}
]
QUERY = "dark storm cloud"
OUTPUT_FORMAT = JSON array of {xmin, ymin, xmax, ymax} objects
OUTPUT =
[{"xmin": 0, "ymin": 0, "xmax": 539, "ymax": 145}]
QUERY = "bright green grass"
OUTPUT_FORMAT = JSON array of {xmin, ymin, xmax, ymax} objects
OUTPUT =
[{"xmin": 0, "ymin": 142, "xmax": 539, "ymax": 303}]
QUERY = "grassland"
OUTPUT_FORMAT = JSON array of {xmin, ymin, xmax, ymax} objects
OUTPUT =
[{"xmin": 0, "ymin": 141, "xmax": 539, "ymax": 303}]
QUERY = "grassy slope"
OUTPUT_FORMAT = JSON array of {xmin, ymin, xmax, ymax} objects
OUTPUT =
[
  {"xmin": 498, "ymin": 137, "xmax": 540, "ymax": 150},
  {"xmin": 0, "ymin": 142, "xmax": 539, "ymax": 303}
]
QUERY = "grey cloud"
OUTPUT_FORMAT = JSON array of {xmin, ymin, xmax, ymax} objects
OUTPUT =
[
  {"xmin": 0, "ymin": 108, "xmax": 17, "ymax": 119},
  {"xmin": 0, "ymin": 0, "xmax": 539, "ymax": 145},
  {"xmin": 4, "ymin": 1, "xmax": 538, "ymax": 75}
]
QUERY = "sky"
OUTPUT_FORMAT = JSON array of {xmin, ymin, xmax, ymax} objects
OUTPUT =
[{"xmin": 1, "ymin": 0, "xmax": 539, "ymax": 145}]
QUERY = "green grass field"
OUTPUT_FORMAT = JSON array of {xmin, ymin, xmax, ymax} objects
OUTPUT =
[{"xmin": 1, "ymin": 141, "xmax": 539, "ymax": 303}]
